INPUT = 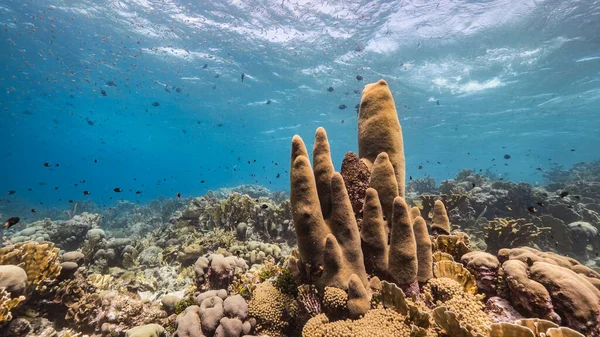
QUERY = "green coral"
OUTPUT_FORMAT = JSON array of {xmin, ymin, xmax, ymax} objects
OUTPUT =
[
  {"xmin": 173, "ymin": 295, "xmax": 196, "ymax": 315},
  {"xmin": 257, "ymin": 258, "xmax": 281, "ymax": 282},
  {"xmin": 274, "ymin": 267, "xmax": 299, "ymax": 298}
]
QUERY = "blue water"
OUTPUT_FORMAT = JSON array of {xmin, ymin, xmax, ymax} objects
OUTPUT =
[{"xmin": 1, "ymin": 0, "xmax": 599, "ymax": 213}]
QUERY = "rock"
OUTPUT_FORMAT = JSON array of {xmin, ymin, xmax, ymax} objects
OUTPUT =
[
  {"xmin": 0, "ymin": 265, "xmax": 28, "ymax": 296},
  {"xmin": 161, "ymin": 294, "xmax": 181, "ymax": 313},
  {"xmin": 175, "ymin": 306, "xmax": 202, "ymax": 337},
  {"xmin": 59, "ymin": 262, "xmax": 79, "ymax": 279},
  {"xmin": 87, "ymin": 228, "xmax": 106, "ymax": 240},
  {"xmin": 62, "ymin": 251, "xmax": 85, "ymax": 264},
  {"xmin": 199, "ymin": 295, "xmax": 224, "ymax": 334},
  {"xmin": 138, "ymin": 246, "xmax": 163, "ymax": 267},
  {"xmin": 6, "ymin": 317, "xmax": 31, "ymax": 337},
  {"xmin": 223, "ymin": 295, "xmax": 248, "ymax": 320},
  {"xmin": 215, "ymin": 317, "xmax": 243, "ymax": 337},
  {"xmin": 126, "ymin": 323, "xmax": 166, "ymax": 337},
  {"xmin": 236, "ymin": 222, "xmax": 248, "ymax": 241}
]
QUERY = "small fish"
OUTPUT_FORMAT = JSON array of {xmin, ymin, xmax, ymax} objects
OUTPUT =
[
  {"xmin": 152, "ymin": 102, "xmax": 160, "ymax": 107},
  {"xmin": 164, "ymin": 86, "xmax": 171, "ymax": 93},
  {"xmin": 436, "ymin": 100, "xmax": 440, "ymax": 105},
  {"xmin": 175, "ymin": 87, "xmax": 182, "ymax": 93},
  {"xmin": 418, "ymin": 165, "xmax": 423, "ymax": 170},
  {"xmin": 214, "ymin": 74, "xmax": 219, "ymax": 78},
  {"xmin": 356, "ymin": 75, "xmax": 363, "ymax": 81},
  {"xmin": 536, "ymin": 202, "xmax": 545, "ymax": 207},
  {"xmin": 100, "ymin": 89, "xmax": 107, "ymax": 96},
  {"xmin": 261, "ymin": 204, "xmax": 269, "ymax": 209},
  {"xmin": 353, "ymin": 89, "xmax": 360, "ymax": 94},
  {"xmin": 3, "ymin": 217, "xmax": 20, "ymax": 229},
  {"xmin": 504, "ymin": 154, "xmax": 511, "ymax": 159},
  {"xmin": 31, "ymin": 209, "xmax": 36, "ymax": 213},
  {"xmin": 327, "ymin": 87, "xmax": 334, "ymax": 92},
  {"xmin": 266, "ymin": 100, "xmax": 271, "ymax": 105},
  {"xmin": 106, "ymin": 80, "xmax": 116, "ymax": 87},
  {"xmin": 338, "ymin": 104, "xmax": 347, "ymax": 110},
  {"xmin": 86, "ymin": 119, "xmax": 94, "ymax": 126},
  {"xmin": 177, "ymin": 193, "xmax": 181, "ymax": 198},
  {"xmin": 559, "ymin": 191, "xmax": 569, "ymax": 198},
  {"xmin": 574, "ymin": 195, "xmax": 581, "ymax": 200},
  {"xmin": 276, "ymin": 173, "xmax": 280, "ymax": 178},
  {"xmin": 113, "ymin": 188, "xmax": 122, "ymax": 192},
  {"xmin": 83, "ymin": 190, "xmax": 90, "ymax": 196},
  {"xmin": 409, "ymin": 175, "xmax": 413, "ymax": 180},
  {"xmin": 241, "ymin": 73, "xmax": 245, "ymax": 82},
  {"xmin": 7, "ymin": 190, "xmax": 16, "ymax": 195},
  {"xmin": 44, "ymin": 162, "xmax": 51, "ymax": 167},
  {"xmin": 527, "ymin": 206, "xmax": 537, "ymax": 214},
  {"xmin": 135, "ymin": 191, "xmax": 142, "ymax": 194},
  {"xmin": 202, "ymin": 64, "xmax": 208, "ymax": 69},
  {"xmin": 80, "ymin": 180, "xmax": 86, "ymax": 183}
]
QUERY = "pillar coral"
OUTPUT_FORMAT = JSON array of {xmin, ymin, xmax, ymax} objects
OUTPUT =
[
  {"xmin": 290, "ymin": 128, "xmax": 368, "ymax": 290},
  {"xmin": 358, "ymin": 79, "xmax": 406, "ymax": 198},
  {"xmin": 431, "ymin": 200, "xmax": 451, "ymax": 235},
  {"xmin": 289, "ymin": 79, "xmax": 432, "ymax": 295}
]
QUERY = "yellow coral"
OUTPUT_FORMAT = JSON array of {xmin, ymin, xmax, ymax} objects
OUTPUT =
[
  {"xmin": 302, "ymin": 308, "xmax": 412, "ymax": 337},
  {"xmin": 248, "ymin": 281, "xmax": 298, "ymax": 336},
  {"xmin": 0, "ymin": 287, "xmax": 24, "ymax": 324},
  {"xmin": 323, "ymin": 286, "xmax": 347, "ymax": 314},
  {"xmin": 424, "ymin": 278, "xmax": 489, "ymax": 336},
  {"xmin": 0, "ymin": 241, "xmax": 61, "ymax": 292},
  {"xmin": 433, "ymin": 261, "xmax": 478, "ymax": 295}
]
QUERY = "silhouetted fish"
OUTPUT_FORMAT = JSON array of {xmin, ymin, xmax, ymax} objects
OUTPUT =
[
  {"xmin": 356, "ymin": 75, "xmax": 363, "ymax": 81},
  {"xmin": 327, "ymin": 87, "xmax": 334, "ymax": 92},
  {"xmin": 100, "ymin": 89, "xmax": 107, "ymax": 96},
  {"xmin": 241, "ymin": 73, "xmax": 245, "ymax": 82},
  {"xmin": 3, "ymin": 217, "xmax": 20, "ymax": 229},
  {"xmin": 152, "ymin": 102, "xmax": 160, "ymax": 107},
  {"xmin": 338, "ymin": 104, "xmax": 347, "ymax": 110},
  {"xmin": 113, "ymin": 188, "xmax": 122, "ymax": 192},
  {"xmin": 106, "ymin": 80, "xmax": 116, "ymax": 87},
  {"xmin": 559, "ymin": 191, "xmax": 569, "ymax": 198}
]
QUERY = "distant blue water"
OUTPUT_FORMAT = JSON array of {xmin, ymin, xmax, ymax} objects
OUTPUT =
[{"xmin": 1, "ymin": 0, "xmax": 599, "ymax": 213}]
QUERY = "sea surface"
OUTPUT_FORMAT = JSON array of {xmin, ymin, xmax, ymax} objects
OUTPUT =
[{"xmin": 1, "ymin": 0, "xmax": 599, "ymax": 215}]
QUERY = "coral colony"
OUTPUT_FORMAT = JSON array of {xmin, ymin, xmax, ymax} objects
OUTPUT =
[{"xmin": 1, "ymin": 80, "xmax": 599, "ymax": 337}]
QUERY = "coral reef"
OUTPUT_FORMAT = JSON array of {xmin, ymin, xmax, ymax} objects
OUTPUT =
[
  {"xmin": 0, "ymin": 241, "xmax": 62, "ymax": 292},
  {"xmin": 1, "ymin": 79, "xmax": 599, "ymax": 337},
  {"xmin": 174, "ymin": 289, "xmax": 253, "ymax": 337}
]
